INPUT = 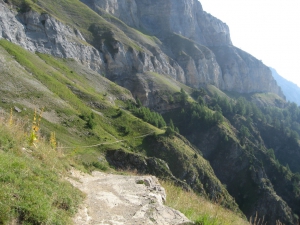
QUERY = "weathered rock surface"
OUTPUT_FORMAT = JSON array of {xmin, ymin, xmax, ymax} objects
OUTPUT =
[
  {"xmin": 68, "ymin": 169, "xmax": 192, "ymax": 225},
  {"xmin": 211, "ymin": 46, "xmax": 284, "ymax": 97},
  {"xmin": 0, "ymin": 0, "xmax": 285, "ymax": 108},
  {"xmin": 81, "ymin": 0, "xmax": 284, "ymax": 101},
  {"xmin": 82, "ymin": 0, "xmax": 231, "ymax": 46},
  {"xmin": 0, "ymin": 1, "xmax": 104, "ymax": 73}
]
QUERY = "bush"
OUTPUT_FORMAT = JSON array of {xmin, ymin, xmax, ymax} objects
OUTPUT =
[{"xmin": 127, "ymin": 102, "xmax": 166, "ymax": 128}]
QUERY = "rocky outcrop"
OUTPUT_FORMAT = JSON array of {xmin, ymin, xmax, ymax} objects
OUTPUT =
[
  {"xmin": 0, "ymin": 1, "xmax": 104, "ymax": 73},
  {"xmin": 105, "ymin": 149, "xmax": 180, "ymax": 181},
  {"xmin": 211, "ymin": 46, "xmax": 285, "ymax": 98},
  {"xmin": 68, "ymin": 169, "xmax": 192, "ymax": 225}
]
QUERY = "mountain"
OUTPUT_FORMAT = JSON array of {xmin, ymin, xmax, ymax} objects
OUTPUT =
[
  {"xmin": 271, "ymin": 67, "xmax": 300, "ymax": 106},
  {"xmin": 1, "ymin": 0, "xmax": 300, "ymax": 224},
  {"xmin": 0, "ymin": 0, "xmax": 284, "ymax": 110}
]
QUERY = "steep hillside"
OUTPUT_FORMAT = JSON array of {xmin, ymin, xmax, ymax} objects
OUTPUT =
[
  {"xmin": 0, "ymin": 39, "xmax": 244, "ymax": 223},
  {"xmin": 162, "ymin": 91, "xmax": 300, "ymax": 224},
  {"xmin": 271, "ymin": 67, "xmax": 300, "ymax": 106},
  {"xmin": 0, "ymin": 110, "xmax": 85, "ymax": 224}
]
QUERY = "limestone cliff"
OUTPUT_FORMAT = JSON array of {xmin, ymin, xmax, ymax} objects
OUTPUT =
[
  {"xmin": 0, "ymin": 1, "xmax": 104, "ymax": 73},
  {"xmin": 0, "ymin": 0, "xmax": 285, "ymax": 106},
  {"xmin": 82, "ymin": 0, "xmax": 231, "ymax": 46},
  {"xmin": 211, "ymin": 46, "xmax": 283, "ymax": 95},
  {"xmin": 81, "ymin": 0, "xmax": 284, "ymax": 100}
]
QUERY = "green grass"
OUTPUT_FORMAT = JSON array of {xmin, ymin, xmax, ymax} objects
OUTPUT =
[
  {"xmin": 141, "ymin": 133, "xmax": 239, "ymax": 211},
  {"xmin": 134, "ymin": 72, "xmax": 194, "ymax": 106},
  {"xmin": 9, "ymin": 0, "xmax": 45, "ymax": 13},
  {"xmin": 0, "ymin": 39, "xmax": 165, "ymax": 166},
  {"xmin": 206, "ymin": 84, "xmax": 230, "ymax": 99},
  {"xmin": 0, "ymin": 39, "xmax": 86, "ymax": 114},
  {"xmin": 100, "ymin": 11, "xmax": 161, "ymax": 48},
  {"xmin": 161, "ymin": 181, "xmax": 248, "ymax": 225},
  {"xmin": 0, "ymin": 115, "xmax": 84, "ymax": 224}
]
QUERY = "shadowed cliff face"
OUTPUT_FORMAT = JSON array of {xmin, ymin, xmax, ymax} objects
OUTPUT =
[
  {"xmin": 211, "ymin": 46, "xmax": 284, "ymax": 97},
  {"xmin": 82, "ymin": 0, "xmax": 232, "ymax": 46}
]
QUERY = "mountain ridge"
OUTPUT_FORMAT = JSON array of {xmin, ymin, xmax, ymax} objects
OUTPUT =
[{"xmin": 271, "ymin": 67, "xmax": 300, "ymax": 106}]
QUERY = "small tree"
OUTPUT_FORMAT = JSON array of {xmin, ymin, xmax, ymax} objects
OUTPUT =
[
  {"xmin": 136, "ymin": 98, "xmax": 142, "ymax": 107},
  {"xmin": 169, "ymin": 119, "xmax": 175, "ymax": 130},
  {"xmin": 166, "ymin": 119, "xmax": 175, "ymax": 137},
  {"xmin": 180, "ymin": 88, "xmax": 188, "ymax": 104},
  {"xmin": 240, "ymin": 125, "xmax": 250, "ymax": 141}
]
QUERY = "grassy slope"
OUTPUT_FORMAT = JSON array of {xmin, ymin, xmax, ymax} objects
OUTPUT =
[
  {"xmin": 162, "ymin": 181, "xmax": 248, "ymax": 225},
  {"xmin": 0, "ymin": 39, "xmax": 162, "ymax": 164},
  {"xmin": 0, "ymin": 39, "xmax": 249, "ymax": 223},
  {"xmin": 0, "ymin": 39, "xmax": 165, "ymax": 223},
  {"xmin": 0, "ymin": 114, "xmax": 84, "ymax": 224},
  {"xmin": 140, "ymin": 132, "xmax": 241, "ymax": 213}
]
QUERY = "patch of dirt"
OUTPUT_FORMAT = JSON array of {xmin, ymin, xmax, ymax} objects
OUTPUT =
[{"xmin": 67, "ymin": 169, "xmax": 191, "ymax": 225}]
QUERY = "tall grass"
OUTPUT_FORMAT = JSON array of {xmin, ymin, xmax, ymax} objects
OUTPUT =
[
  {"xmin": 0, "ymin": 111, "xmax": 84, "ymax": 224},
  {"xmin": 161, "ymin": 181, "xmax": 249, "ymax": 225}
]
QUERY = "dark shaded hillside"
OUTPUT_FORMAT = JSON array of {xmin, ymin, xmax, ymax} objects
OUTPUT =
[{"xmin": 162, "ymin": 90, "xmax": 300, "ymax": 224}]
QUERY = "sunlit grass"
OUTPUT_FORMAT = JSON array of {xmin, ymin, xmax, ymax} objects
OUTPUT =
[
  {"xmin": 161, "ymin": 181, "xmax": 249, "ymax": 225},
  {"xmin": 0, "ymin": 112, "xmax": 84, "ymax": 224}
]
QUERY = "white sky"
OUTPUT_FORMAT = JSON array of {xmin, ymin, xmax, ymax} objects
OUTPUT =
[{"xmin": 199, "ymin": 0, "xmax": 300, "ymax": 87}]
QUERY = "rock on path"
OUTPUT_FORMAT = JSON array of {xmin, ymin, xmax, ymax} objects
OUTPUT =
[{"xmin": 68, "ymin": 170, "xmax": 192, "ymax": 225}]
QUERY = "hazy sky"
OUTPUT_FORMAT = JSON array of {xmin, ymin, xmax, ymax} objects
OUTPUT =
[{"xmin": 199, "ymin": 0, "xmax": 300, "ymax": 87}]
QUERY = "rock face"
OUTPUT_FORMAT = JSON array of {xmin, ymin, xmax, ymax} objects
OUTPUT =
[
  {"xmin": 211, "ymin": 46, "xmax": 283, "ymax": 95},
  {"xmin": 0, "ymin": 0, "xmax": 285, "ymax": 107},
  {"xmin": 82, "ymin": 0, "xmax": 231, "ymax": 46},
  {"xmin": 0, "ymin": 1, "xmax": 104, "ymax": 73},
  {"xmin": 81, "ymin": 0, "xmax": 285, "ymax": 100},
  {"xmin": 68, "ymin": 169, "xmax": 192, "ymax": 225}
]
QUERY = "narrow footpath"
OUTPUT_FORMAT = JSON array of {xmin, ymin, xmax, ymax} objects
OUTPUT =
[{"xmin": 67, "ymin": 169, "xmax": 192, "ymax": 225}]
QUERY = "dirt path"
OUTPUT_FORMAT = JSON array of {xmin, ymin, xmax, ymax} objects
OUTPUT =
[{"xmin": 67, "ymin": 170, "xmax": 191, "ymax": 225}]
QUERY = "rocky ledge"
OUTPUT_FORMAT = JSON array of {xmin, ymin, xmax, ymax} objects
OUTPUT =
[{"xmin": 68, "ymin": 169, "xmax": 192, "ymax": 225}]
